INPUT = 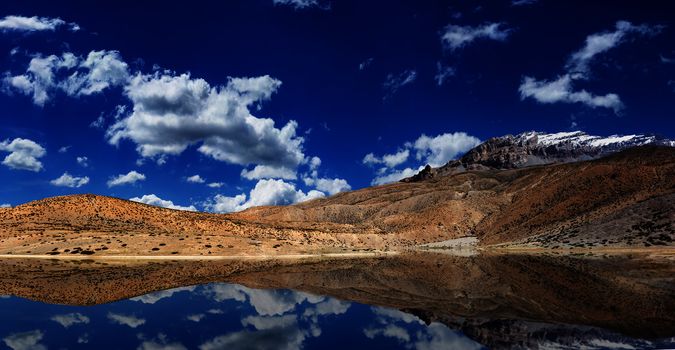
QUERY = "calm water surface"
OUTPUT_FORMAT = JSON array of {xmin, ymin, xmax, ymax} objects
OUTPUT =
[
  {"xmin": 1, "ymin": 283, "xmax": 483, "ymax": 350},
  {"xmin": 0, "ymin": 252, "xmax": 673, "ymax": 349}
]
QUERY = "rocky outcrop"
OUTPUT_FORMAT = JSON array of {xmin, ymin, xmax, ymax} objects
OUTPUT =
[{"xmin": 404, "ymin": 131, "xmax": 675, "ymax": 181}]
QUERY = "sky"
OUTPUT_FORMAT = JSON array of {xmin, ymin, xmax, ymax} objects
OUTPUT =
[{"xmin": 0, "ymin": 0, "xmax": 673, "ymax": 211}]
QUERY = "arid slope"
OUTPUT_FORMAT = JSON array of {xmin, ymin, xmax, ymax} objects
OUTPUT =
[{"xmin": 0, "ymin": 146, "xmax": 673, "ymax": 255}]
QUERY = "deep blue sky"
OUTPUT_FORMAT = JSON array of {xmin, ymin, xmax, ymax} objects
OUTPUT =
[{"xmin": 0, "ymin": 0, "xmax": 673, "ymax": 210}]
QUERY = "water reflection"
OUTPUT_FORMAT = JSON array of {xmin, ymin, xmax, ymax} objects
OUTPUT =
[
  {"xmin": 0, "ymin": 283, "xmax": 483, "ymax": 350},
  {"xmin": 0, "ymin": 252, "xmax": 674, "ymax": 349}
]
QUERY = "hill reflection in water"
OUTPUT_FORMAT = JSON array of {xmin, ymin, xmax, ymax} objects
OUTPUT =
[
  {"xmin": 1, "ymin": 283, "xmax": 483, "ymax": 350},
  {"xmin": 0, "ymin": 251, "xmax": 673, "ymax": 349}
]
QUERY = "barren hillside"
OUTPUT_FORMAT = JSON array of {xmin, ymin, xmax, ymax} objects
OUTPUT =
[{"xmin": 0, "ymin": 146, "xmax": 673, "ymax": 255}]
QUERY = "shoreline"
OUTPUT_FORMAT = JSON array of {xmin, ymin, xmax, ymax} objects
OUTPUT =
[{"xmin": 0, "ymin": 251, "xmax": 398, "ymax": 261}]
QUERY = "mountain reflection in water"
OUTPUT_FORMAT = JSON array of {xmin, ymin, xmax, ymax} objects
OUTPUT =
[
  {"xmin": 0, "ymin": 251, "xmax": 673, "ymax": 349},
  {"xmin": 0, "ymin": 283, "xmax": 482, "ymax": 350}
]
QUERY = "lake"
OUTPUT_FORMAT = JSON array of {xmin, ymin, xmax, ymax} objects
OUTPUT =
[{"xmin": 0, "ymin": 251, "xmax": 673, "ymax": 349}]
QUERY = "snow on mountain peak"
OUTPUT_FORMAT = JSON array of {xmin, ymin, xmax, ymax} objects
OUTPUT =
[{"xmin": 517, "ymin": 131, "xmax": 673, "ymax": 149}]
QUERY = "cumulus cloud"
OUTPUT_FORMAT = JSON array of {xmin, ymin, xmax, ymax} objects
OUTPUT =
[
  {"xmin": 4, "ymin": 50, "xmax": 129, "ymax": 106},
  {"xmin": 0, "ymin": 138, "xmax": 46, "ymax": 172},
  {"xmin": 441, "ymin": 23, "xmax": 510, "ymax": 50},
  {"xmin": 130, "ymin": 194, "xmax": 197, "ymax": 211},
  {"xmin": 519, "ymin": 74, "xmax": 623, "ymax": 112},
  {"xmin": 362, "ymin": 149, "xmax": 409, "ymax": 168},
  {"xmin": 76, "ymin": 156, "xmax": 89, "ymax": 167},
  {"xmin": 302, "ymin": 177, "xmax": 351, "ymax": 195},
  {"xmin": 187, "ymin": 314, "xmax": 205, "ymax": 322},
  {"xmin": 107, "ymin": 313, "xmax": 146, "ymax": 328},
  {"xmin": 107, "ymin": 170, "xmax": 145, "ymax": 187},
  {"xmin": 412, "ymin": 132, "xmax": 481, "ymax": 167},
  {"xmin": 0, "ymin": 15, "xmax": 78, "ymax": 32},
  {"xmin": 0, "ymin": 204, "xmax": 10, "ymax": 208},
  {"xmin": 241, "ymin": 165, "xmax": 297, "ymax": 180},
  {"xmin": 207, "ymin": 179, "xmax": 324, "ymax": 213},
  {"xmin": 186, "ymin": 174, "xmax": 205, "ymax": 183},
  {"xmin": 371, "ymin": 166, "xmax": 423, "ymax": 186},
  {"xmin": 300, "ymin": 156, "xmax": 351, "ymax": 195},
  {"xmin": 50, "ymin": 172, "xmax": 90, "ymax": 188},
  {"xmin": 383, "ymin": 70, "xmax": 417, "ymax": 98},
  {"xmin": 365, "ymin": 132, "xmax": 480, "ymax": 185},
  {"xmin": 51, "ymin": 313, "xmax": 90, "ymax": 328},
  {"xmin": 207, "ymin": 182, "xmax": 224, "ymax": 188},
  {"xmin": 566, "ymin": 21, "xmax": 663, "ymax": 75},
  {"xmin": 130, "ymin": 286, "xmax": 195, "ymax": 304},
  {"xmin": 106, "ymin": 73, "xmax": 306, "ymax": 174},
  {"xmin": 364, "ymin": 324, "xmax": 411, "ymax": 342},
  {"xmin": 2, "ymin": 330, "xmax": 46, "ymax": 350}
]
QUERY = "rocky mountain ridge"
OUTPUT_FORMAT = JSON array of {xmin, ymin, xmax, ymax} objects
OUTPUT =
[{"xmin": 403, "ymin": 131, "xmax": 675, "ymax": 182}]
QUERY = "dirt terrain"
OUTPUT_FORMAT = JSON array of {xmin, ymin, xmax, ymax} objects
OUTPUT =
[{"xmin": 0, "ymin": 146, "xmax": 673, "ymax": 255}]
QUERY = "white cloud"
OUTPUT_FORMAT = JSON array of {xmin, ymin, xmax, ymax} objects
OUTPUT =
[
  {"xmin": 0, "ymin": 204, "xmax": 10, "ymax": 208},
  {"xmin": 519, "ymin": 74, "xmax": 623, "ymax": 112},
  {"xmin": 359, "ymin": 57, "xmax": 374, "ymax": 71},
  {"xmin": 0, "ymin": 15, "xmax": 78, "ymax": 32},
  {"xmin": 435, "ymin": 63, "xmax": 455, "ymax": 86},
  {"xmin": 0, "ymin": 138, "xmax": 46, "ymax": 172},
  {"xmin": 241, "ymin": 165, "xmax": 297, "ymax": 180},
  {"xmin": 511, "ymin": 0, "xmax": 538, "ymax": 5},
  {"xmin": 187, "ymin": 314, "xmax": 205, "ymax": 322},
  {"xmin": 371, "ymin": 166, "xmax": 422, "ymax": 186},
  {"xmin": 50, "ymin": 172, "xmax": 90, "ymax": 188},
  {"xmin": 308, "ymin": 156, "xmax": 321, "ymax": 171},
  {"xmin": 107, "ymin": 170, "xmax": 146, "ymax": 187},
  {"xmin": 273, "ymin": 0, "xmax": 327, "ymax": 10},
  {"xmin": 130, "ymin": 194, "xmax": 197, "ymax": 211},
  {"xmin": 207, "ymin": 179, "xmax": 324, "ymax": 213},
  {"xmin": 566, "ymin": 21, "xmax": 662, "ymax": 75},
  {"xmin": 2, "ymin": 330, "xmax": 46, "ymax": 350},
  {"xmin": 106, "ymin": 73, "xmax": 306, "ymax": 173},
  {"xmin": 362, "ymin": 149, "xmax": 409, "ymax": 168},
  {"xmin": 519, "ymin": 21, "xmax": 661, "ymax": 113},
  {"xmin": 383, "ymin": 70, "xmax": 417, "ymax": 98},
  {"xmin": 414, "ymin": 323, "xmax": 483, "ymax": 350},
  {"xmin": 365, "ymin": 132, "xmax": 480, "ymax": 185},
  {"xmin": 364, "ymin": 324, "xmax": 411, "ymax": 342},
  {"xmin": 64, "ymin": 50, "xmax": 130, "ymax": 95},
  {"xmin": 137, "ymin": 340, "xmax": 187, "ymax": 350},
  {"xmin": 302, "ymin": 177, "xmax": 351, "ymax": 195},
  {"xmin": 186, "ymin": 174, "xmax": 205, "ymax": 183},
  {"xmin": 51, "ymin": 313, "xmax": 90, "ymax": 328},
  {"xmin": 76, "ymin": 156, "xmax": 89, "ymax": 167},
  {"xmin": 107, "ymin": 313, "xmax": 146, "ymax": 328},
  {"xmin": 130, "ymin": 286, "xmax": 195, "ymax": 304},
  {"xmin": 412, "ymin": 132, "xmax": 481, "ymax": 167},
  {"xmin": 207, "ymin": 182, "xmax": 224, "ymax": 188},
  {"xmin": 3, "ymin": 50, "xmax": 129, "ymax": 106},
  {"xmin": 441, "ymin": 23, "xmax": 510, "ymax": 50},
  {"xmin": 5, "ymin": 51, "xmax": 127, "ymax": 105},
  {"xmin": 58, "ymin": 145, "xmax": 71, "ymax": 153}
]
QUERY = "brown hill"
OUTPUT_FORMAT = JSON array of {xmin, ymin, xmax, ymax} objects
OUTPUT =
[
  {"xmin": 237, "ymin": 146, "xmax": 675, "ymax": 249},
  {"xmin": 0, "ymin": 146, "xmax": 673, "ymax": 255}
]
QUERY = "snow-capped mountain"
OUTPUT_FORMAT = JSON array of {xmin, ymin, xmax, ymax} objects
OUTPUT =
[
  {"xmin": 520, "ymin": 131, "xmax": 675, "ymax": 149},
  {"xmin": 403, "ymin": 131, "xmax": 674, "ymax": 182}
]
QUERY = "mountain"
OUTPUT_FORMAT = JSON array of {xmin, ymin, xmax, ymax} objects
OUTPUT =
[
  {"xmin": 403, "ymin": 131, "xmax": 675, "ymax": 181},
  {"xmin": 0, "ymin": 139, "xmax": 673, "ymax": 256},
  {"xmin": 242, "ymin": 146, "xmax": 675, "ymax": 249}
]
